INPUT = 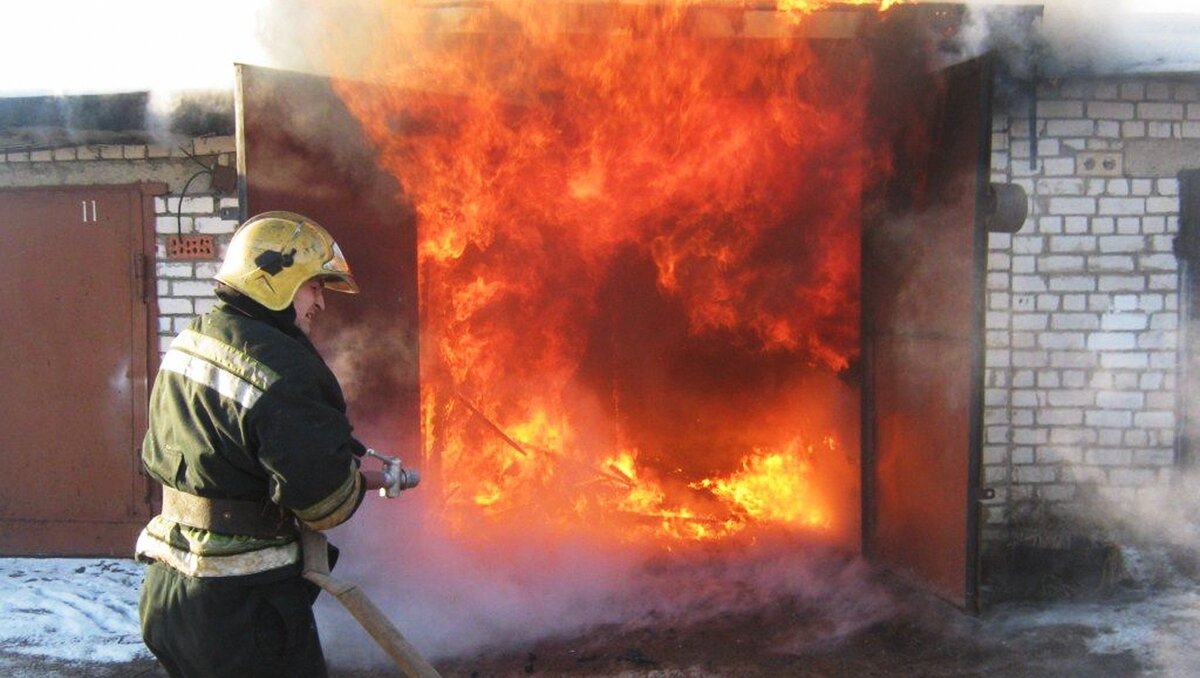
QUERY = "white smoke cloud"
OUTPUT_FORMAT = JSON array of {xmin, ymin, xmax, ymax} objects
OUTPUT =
[
  {"xmin": 5, "ymin": 2, "xmax": 1199, "ymax": 96},
  {"xmin": 961, "ymin": 0, "xmax": 1200, "ymax": 76},
  {"xmin": 315, "ymin": 501, "xmax": 896, "ymax": 666}
]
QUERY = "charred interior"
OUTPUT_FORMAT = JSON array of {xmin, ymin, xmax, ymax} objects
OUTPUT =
[{"xmin": 239, "ymin": 1, "xmax": 1024, "ymax": 611}]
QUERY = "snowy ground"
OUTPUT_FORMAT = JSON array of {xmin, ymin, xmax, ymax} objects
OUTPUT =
[
  {"xmin": 0, "ymin": 558, "xmax": 149, "ymax": 667},
  {"xmin": 3, "ymin": 555, "xmax": 1200, "ymax": 677}
]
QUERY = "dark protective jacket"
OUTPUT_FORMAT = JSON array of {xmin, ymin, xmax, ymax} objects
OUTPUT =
[{"xmin": 135, "ymin": 288, "xmax": 366, "ymax": 578}]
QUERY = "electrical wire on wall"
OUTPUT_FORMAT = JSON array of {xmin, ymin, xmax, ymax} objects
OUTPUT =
[
  {"xmin": 176, "ymin": 147, "xmax": 216, "ymax": 239},
  {"xmin": 165, "ymin": 146, "xmax": 232, "ymax": 260}
]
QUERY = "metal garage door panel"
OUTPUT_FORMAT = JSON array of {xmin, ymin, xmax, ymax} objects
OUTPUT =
[
  {"xmin": 0, "ymin": 185, "xmax": 158, "ymax": 555},
  {"xmin": 236, "ymin": 64, "xmax": 420, "ymax": 460},
  {"xmin": 862, "ymin": 55, "xmax": 990, "ymax": 609}
]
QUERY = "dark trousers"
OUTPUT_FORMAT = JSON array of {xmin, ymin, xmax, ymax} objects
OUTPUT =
[{"xmin": 139, "ymin": 561, "xmax": 329, "ymax": 678}]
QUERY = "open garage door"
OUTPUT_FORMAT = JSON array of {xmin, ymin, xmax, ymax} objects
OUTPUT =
[
  {"xmin": 861, "ymin": 53, "xmax": 993, "ymax": 610},
  {"xmin": 236, "ymin": 64, "xmax": 421, "ymax": 462},
  {"xmin": 237, "ymin": 45, "xmax": 994, "ymax": 609}
]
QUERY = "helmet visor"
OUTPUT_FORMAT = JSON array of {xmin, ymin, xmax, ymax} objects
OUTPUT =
[
  {"xmin": 320, "ymin": 241, "xmax": 359, "ymax": 294},
  {"xmin": 323, "ymin": 274, "xmax": 360, "ymax": 294}
]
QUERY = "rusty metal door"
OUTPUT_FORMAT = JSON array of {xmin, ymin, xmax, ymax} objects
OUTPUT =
[
  {"xmin": 861, "ymin": 54, "xmax": 992, "ymax": 609},
  {"xmin": 236, "ymin": 65, "xmax": 421, "ymax": 459},
  {"xmin": 1177, "ymin": 169, "xmax": 1200, "ymax": 469},
  {"xmin": 0, "ymin": 184, "xmax": 160, "ymax": 556}
]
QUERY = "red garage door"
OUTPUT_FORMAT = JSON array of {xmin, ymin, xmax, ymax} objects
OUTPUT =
[{"xmin": 0, "ymin": 184, "xmax": 161, "ymax": 556}]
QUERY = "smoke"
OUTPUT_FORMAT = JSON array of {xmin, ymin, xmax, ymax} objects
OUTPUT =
[
  {"xmin": 6, "ymin": 2, "xmax": 1200, "ymax": 147},
  {"xmin": 0, "ymin": 2, "xmax": 273, "ymax": 150},
  {"xmin": 253, "ymin": 1, "xmax": 1200, "ymax": 82},
  {"xmin": 315, "ymin": 498, "xmax": 895, "ymax": 665},
  {"xmin": 958, "ymin": 1, "xmax": 1200, "ymax": 77},
  {"xmin": 144, "ymin": 90, "xmax": 236, "ymax": 146},
  {"xmin": 1002, "ymin": 441, "xmax": 1200, "ymax": 594},
  {"xmin": 1117, "ymin": 470, "xmax": 1200, "ymax": 551},
  {"xmin": 320, "ymin": 319, "xmax": 419, "ymax": 405}
]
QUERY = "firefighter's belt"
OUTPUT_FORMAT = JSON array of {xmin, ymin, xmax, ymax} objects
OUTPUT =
[{"xmin": 161, "ymin": 486, "xmax": 296, "ymax": 539}]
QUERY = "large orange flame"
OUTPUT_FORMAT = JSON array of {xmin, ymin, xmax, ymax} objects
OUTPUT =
[
  {"xmin": 778, "ymin": 0, "xmax": 905, "ymax": 12},
  {"xmin": 317, "ymin": 1, "xmax": 879, "ymax": 547}
]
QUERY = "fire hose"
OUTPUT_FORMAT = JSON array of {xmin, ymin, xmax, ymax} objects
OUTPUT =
[{"xmin": 301, "ymin": 450, "xmax": 442, "ymax": 678}]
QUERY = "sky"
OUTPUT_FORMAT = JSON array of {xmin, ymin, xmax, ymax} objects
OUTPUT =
[
  {"xmin": 0, "ymin": 0, "xmax": 272, "ymax": 96},
  {"xmin": 2, "ymin": 1, "xmax": 1200, "ymax": 97}
]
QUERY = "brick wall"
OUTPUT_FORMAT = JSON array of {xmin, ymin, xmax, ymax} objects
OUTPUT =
[
  {"xmin": 0, "ymin": 135, "xmax": 239, "ymax": 355},
  {"xmin": 149, "ymin": 137, "xmax": 239, "ymax": 353},
  {"xmin": 984, "ymin": 76, "xmax": 1199, "ymax": 547},
  {"xmin": 153, "ymin": 188, "xmax": 240, "ymax": 353}
]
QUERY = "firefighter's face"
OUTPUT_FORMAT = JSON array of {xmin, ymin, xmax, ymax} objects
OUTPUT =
[{"xmin": 293, "ymin": 279, "xmax": 326, "ymax": 335}]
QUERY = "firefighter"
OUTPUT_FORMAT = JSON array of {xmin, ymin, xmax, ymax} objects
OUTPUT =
[{"xmin": 136, "ymin": 211, "xmax": 390, "ymax": 677}]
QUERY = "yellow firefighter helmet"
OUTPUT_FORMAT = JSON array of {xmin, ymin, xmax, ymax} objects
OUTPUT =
[{"xmin": 215, "ymin": 211, "xmax": 360, "ymax": 310}]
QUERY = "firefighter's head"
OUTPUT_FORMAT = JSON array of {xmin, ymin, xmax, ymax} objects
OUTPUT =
[{"xmin": 215, "ymin": 211, "xmax": 359, "ymax": 317}]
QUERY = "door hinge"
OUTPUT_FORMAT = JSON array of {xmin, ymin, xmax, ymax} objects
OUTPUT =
[{"xmin": 133, "ymin": 252, "xmax": 151, "ymax": 304}]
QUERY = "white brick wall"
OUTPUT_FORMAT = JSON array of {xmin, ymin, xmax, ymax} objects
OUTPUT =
[
  {"xmin": 151, "ymin": 156, "xmax": 238, "ymax": 354},
  {"xmin": 1, "ymin": 134, "xmax": 239, "ymax": 354},
  {"xmin": 985, "ymin": 76, "xmax": 1194, "ymax": 545}
]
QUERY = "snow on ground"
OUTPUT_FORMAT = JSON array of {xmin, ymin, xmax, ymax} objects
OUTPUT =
[
  {"xmin": 0, "ymin": 558, "xmax": 149, "ymax": 664},
  {"xmin": 3, "ymin": 555, "xmax": 1200, "ymax": 675},
  {"xmin": 987, "ymin": 587, "xmax": 1200, "ymax": 675}
]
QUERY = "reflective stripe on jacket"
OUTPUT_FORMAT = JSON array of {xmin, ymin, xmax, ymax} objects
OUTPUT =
[{"xmin": 137, "ymin": 299, "xmax": 366, "ymax": 577}]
